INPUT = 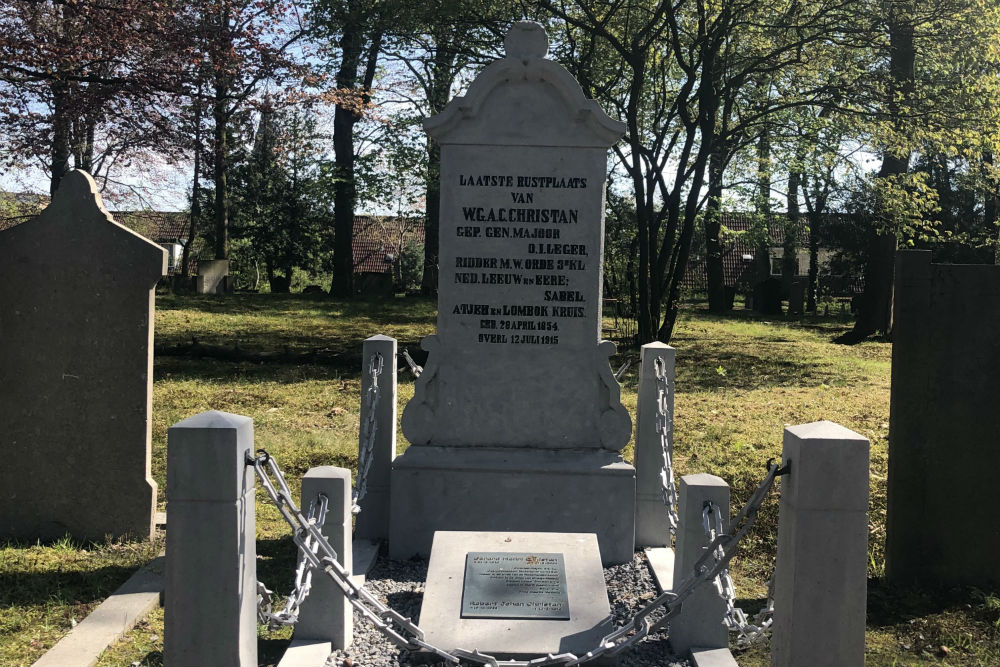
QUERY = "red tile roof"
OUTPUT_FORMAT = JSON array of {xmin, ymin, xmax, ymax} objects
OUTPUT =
[
  {"xmin": 113, "ymin": 210, "xmax": 190, "ymax": 243},
  {"xmin": 352, "ymin": 215, "xmax": 424, "ymax": 274},
  {"xmin": 683, "ymin": 213, "xmax": 809, "ymax": 290}
]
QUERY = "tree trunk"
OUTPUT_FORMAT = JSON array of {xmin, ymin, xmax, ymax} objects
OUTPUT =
[
  {"xmin": 705, "ymin": 143, "xmax": 727, "ymax": 312},
  {"xmin": 50, "ymin": 79, "xmax": 72, "ymax": 195},
  {"xmin": 850, "ymin": 14, "xmax": 915, "ymax": 340},
  {"xmin": 212, "ymin": 76, "xmax": 229, "ymax": 260},
  {"xmin": 420, "ymin": 40, "xmax": 457, "ymax": 297},
  {"xmin": 783, "ymin": 169, "xmax": 802, "ymax": 312},
  {"xmin": 753, "ymin": 128, "xmax": 779, "ymax": 314},
  {"xmin": 985, "ymin": 151, "xmax": 999, "ymax": 264},
  {"xmin": 422, "ymin": 136, "xmax": 441, "ymax": 295},
  {"xmin": 181, "ymin": 89, "xmax": 203, "ymax": 282},
  {"xmin": 807, "ymin": 214, "xmax": 820, "ymax": 313},
  {"xmin": 330, "ymin": 11, "xmax": 382, "ymax": 297}
]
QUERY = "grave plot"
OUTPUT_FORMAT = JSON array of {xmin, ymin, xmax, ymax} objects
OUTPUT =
[{"xmin": 155, "ymin": 22, "xmax": 871, "ymax": 667}]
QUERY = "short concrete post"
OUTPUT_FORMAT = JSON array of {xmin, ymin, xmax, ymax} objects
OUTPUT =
[
  {"xmin": 669, "ymin": 473, "xmax": 730, "ymax": 655},
  {"xmin": 294, "ymin": 466, "xmax": 353, "ymax": 649},
  {"xmin": 771, "ymin": 421, "xmax": 869, "ymax": 667},
  {"xmin": 164, "ymin": 411, "xmax": 257, "ymax": 667},
  {"xmin": 354, "ymin": 334, "xmax": 397, "ymax": 541},
  {"xmin": 634, "ymin": 342, "xmax": 675, "ymax": 548}
]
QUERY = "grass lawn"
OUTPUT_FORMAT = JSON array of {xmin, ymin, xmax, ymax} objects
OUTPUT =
[{"xmin": 2, "ymin": 293, "xmax": 998, "ymax": 667}]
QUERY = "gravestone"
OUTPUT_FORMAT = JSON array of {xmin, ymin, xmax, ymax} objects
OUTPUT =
[
  {"xmin": 418, "ymin": 531, "xmax": 612, "ymax": 657},
  {"xmin": 886, "ymin": 250, "xmax": 1000, "ymax": 587},
  {"xmin": 392, "ymin": 21, "xmax": 634, "ymax": 565},
  {"xmin": 196, "ymin": 258, "xmax": 231, "ymax": 294},
  {"xmin": 0, "ymin": 170, "xmax": 166, "ymax": 541}
]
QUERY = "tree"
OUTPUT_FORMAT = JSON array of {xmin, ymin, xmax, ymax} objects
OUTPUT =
[
  {"xmin": 192, "ymin": 0, "xmax": 310, "ymax": 261},
  {"xmin": 0, "ymin": 1, "xmax": 188, "ymax": 194},
  {"xmin": 231, "ymin": 103, "xmax": 329, "ymax": 291},
  {"xmin": 846, "ymin": 0, "xmax": 1000, "ymax": 340},
  {"xmin": 310, "ymin": 0, "xmax": 394, "ymax": 297},
  {"xmin": 543, "ymin": 0, "xmax": 854, "ymax": 342},
  {"xmin": 380, "ymin": 0, "xmax": 513, "ymax": 296}
]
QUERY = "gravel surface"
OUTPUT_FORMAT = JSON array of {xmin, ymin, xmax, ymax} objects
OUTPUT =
[{"xmin": 325, "ymin": 552, "xmax": 689, "ymax": 667}]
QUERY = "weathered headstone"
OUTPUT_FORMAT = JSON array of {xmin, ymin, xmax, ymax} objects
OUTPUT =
[
  {"xmin": 0, "ymin": 170, "xmax": 165, "ymax": 542},
  {"xmin": 196, "ymin": 258, "xmax": 231, "ymax": 294},
  {"xmin": 886, "ymin": 250, "xmax": 1000, "ymax": 587},
  {"xmin": 392, "ymin": 21, "xmax": 634, "ymax": 565}
]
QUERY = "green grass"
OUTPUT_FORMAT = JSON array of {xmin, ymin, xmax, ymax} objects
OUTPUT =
[{"xmin": 2, "ymin": 293, "xmax": 997, "ymax": 667}]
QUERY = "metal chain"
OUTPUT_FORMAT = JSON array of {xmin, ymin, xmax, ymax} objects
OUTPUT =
[
  {"xmin": 654, "ymin": 356, "xmax": 679, "ymax": 535},
  {"xmin": 400, "ymin": 349, "xmax": 423, "ymax": 378},
  {"xmin": 353, "ymin": 352, "xmax": 383, "ymax": 514},
  {"xmin": 257, "ymin": 494, "xmax": 329, "ymax": 629},
  {"xmin": 702, "ymin": 476, "xmax": 781, "ymax": 649},
  {"xmin": 248, "ymin": 450, "xmax": 784, "ymax": 667},
  {"xmin": 613, "ymin": 359, "xmax": 631, "ymax": 382}
]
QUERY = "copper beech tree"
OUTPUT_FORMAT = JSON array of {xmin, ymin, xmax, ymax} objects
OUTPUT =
[{"xmin": 0, "ymin": 0, "xmax": 189, "ymax": 195}]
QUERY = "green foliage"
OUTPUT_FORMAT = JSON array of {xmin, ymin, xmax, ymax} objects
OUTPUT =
[
  {"xmin": 229, "ymin": 107, "xmax": 332, "ymax": 290},
  {"xmin": 398, "ymin": 239, "xmax": 424, "ymax": 292}
]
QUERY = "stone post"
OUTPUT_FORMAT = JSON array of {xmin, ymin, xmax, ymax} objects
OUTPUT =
[
  {"xmin": 771, "ymin": 421, "xmax": 869, "ymax": 667},
  {"xmin": 294, "ymin": 466, "xmax": 353, "ymax": 649},
  {"xmin": 354, "ymin": 334, "xmax": 397, "ymax": 541},
  {"xmin": 634, "ymin": 343, "xmax": 674, "ymax": 548},
  {"xmin": 669, "ymin": 474, "xmax": 730, "ymax": 655},
  {"xmin": 164, "ymin": 411, "xmax": 257, "ymax": 667}
]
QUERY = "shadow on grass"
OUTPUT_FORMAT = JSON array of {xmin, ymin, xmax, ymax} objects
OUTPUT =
[
  {"xmin": 675, "ymin": 345, "xmax": 844, "ymax": 391},
  {"xmin": 124, "ymin": 650, "xmax": 162, "ymax": 667},
  {"xmin": 866, "ymin": 579, "xmax": 989, "ymax": 628},
  {"xmin": 154, "ymin": 357, "xmax": 360, "ymax": 383},
  {"xmin": 158, "ymin": 292, "xmax": 436, "ymax": 320},
  {"xmin": 0, "ymin": 563, "xmax": 139, "ymax": 608}
]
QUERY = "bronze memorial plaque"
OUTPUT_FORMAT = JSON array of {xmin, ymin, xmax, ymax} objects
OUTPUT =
[{"xmin": 461, "ymin": 552, "xmax": 570, "ymax": 620}]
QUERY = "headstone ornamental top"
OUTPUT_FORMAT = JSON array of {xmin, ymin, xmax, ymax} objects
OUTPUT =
[
  {"xmin": 461, "ymin": 552, "xmax": 570, "ymax": 619},
  {"xmin": 0, "ymin": 170, "xmax": 166, "ymax": 542},
  {"xmin": 402, "ymin": 21, "xmax": 631, "ymax": 450}
]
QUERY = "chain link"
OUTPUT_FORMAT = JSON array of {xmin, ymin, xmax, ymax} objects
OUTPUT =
[
  {"xmin": 702, "ymin": 500, "xmax": 776, "ymax": 648},
  {"xmin": 256, "ymin": 494, "xmax": 329, "ymax": 629},
  {"xmin": 400, "ymin": 349, "xmax": 423, "ymax": 378},
  {"xmin": 653, "ymin": 356, "xmax": 679, "ymax": 535},
  {"xmin": 353, "ymin": 352, "xmax": 383, "ymax": 514},
  {"xmin": 248, "ymin": 450, "xmax": 784, "ymax": 666}
]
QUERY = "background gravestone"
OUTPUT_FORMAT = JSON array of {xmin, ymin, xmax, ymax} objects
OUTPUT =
[
  {"xmin": 0, "ymin": 170, "xmax": 166, "ymax": 542},
  {"xmin": 392, "ymin": 22, "xmax": 634, "ymax": 565},
  {"xmin": 885, "ymin": 250, "xmax": 1000, "ymax": 587}
]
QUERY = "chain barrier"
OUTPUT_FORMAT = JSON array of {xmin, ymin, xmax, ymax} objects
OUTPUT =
[
  {"xmin": 352, "ymin": 352, "xmax": 383, "ymax": 514},
  {"xmin": 257, "ymin": 493, "xmax": 329, "ymax": 629},
  {"xmin": 701, "ymin": 459, "xmax": 786, "ymax": 648},
  {"xmin": 248, "ymin": 448, "xmax": 785, "ymax": 667},
  {"xmin": 613, "ymin": 360, "xmax": 631, "ymax": 382},
  {"xmin": 654, "ymin": 356, "xmax": 679, "ymax": 535},
  {"xmin": 400, "ymin": 349, "xmax": 422, "ymax": 378}
]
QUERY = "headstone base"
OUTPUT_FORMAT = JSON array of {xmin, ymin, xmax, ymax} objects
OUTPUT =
[
  {"xmin": 418, "ymin": 531, "xmax": 612, "ymax": 659},
  {"xmin": 389, "ymin": 447, "xmax": 635, "ymax": 565}
]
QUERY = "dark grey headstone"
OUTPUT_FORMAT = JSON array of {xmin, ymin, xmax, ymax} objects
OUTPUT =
[{"xmin": 0, "ymin": 170, "xmax": 166, "ymax": 542}]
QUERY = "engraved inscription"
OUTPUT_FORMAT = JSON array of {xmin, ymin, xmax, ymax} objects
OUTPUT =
[
  {"xmin": 446, "ymin": 161, "xmax": 597, "ymax": 347},
  {"xmin": 460, "ymin": 552, "xmax": 570, "ymax": 620}
]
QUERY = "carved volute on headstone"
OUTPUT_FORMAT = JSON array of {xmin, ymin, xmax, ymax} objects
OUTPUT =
[
  {"xmin": 402, "ymin": 21, "xmax": 631, "ymax": 451},
  {"xmin": 0, "ymin": 170, "xmax": 166, "ymax": 542}
]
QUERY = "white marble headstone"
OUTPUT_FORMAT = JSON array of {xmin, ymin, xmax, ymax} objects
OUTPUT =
[{"xmin": 402, "ymin": 21, "xmax": 630, "ymax": 450}]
